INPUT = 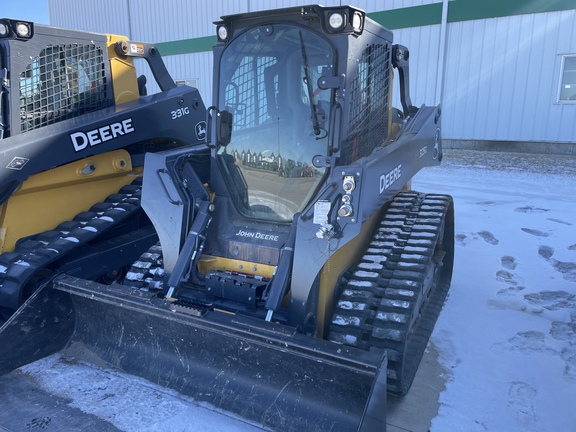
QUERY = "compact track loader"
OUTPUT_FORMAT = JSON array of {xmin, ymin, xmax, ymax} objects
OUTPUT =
[
  {"xmin": 0, "ymin": 5, "xmax": 454, "ymax": 432},
  {"xmin": 0, "ymin": 18, "xmax": 208, "ymax": 315}
]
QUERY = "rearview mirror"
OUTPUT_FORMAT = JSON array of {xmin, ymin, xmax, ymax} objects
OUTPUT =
[
  {"xmin": 217, "ymin": 110, "xmax": 233, "ymax": 147},
  {"xmin": 206, "ymin": 107, "xmax": 233, "ymax": 148}
]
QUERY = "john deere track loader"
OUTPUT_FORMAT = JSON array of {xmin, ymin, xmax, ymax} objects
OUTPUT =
[
  {"xmin": 0, "ymin": 18, "xmax": 209, "ymax": 317},
  {"xmin": 0, "ymin": 5, "xmax": 454, "ymax": 432}
]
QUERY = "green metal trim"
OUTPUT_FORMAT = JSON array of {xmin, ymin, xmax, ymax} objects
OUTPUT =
[
  {"xmin": 447, "ymin": 0, "xmax": 576, "ymax": 23},
  {"xmin": 368, "ymin": 3, "xmax": 442, "ymax": 30},
  {"xmin": 156, "ymin": 35, "xmax": 216, "ymax": 56},
  {"xmin": 156, "ymin": 1, "xmax": 576, "ymax": 56}
]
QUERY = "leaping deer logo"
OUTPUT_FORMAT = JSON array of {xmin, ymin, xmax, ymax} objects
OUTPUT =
[{"xmin": 195, "ymin": 121, "xmax": 207, "ymax": 141}]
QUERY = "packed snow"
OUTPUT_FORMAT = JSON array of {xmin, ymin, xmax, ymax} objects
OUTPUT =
[
  {"xmin": 18, "ymin": 354, "xmax": 265, "ymax": 432},
  {"xmin": 10, "ymin": 149, "xmax": 576, "ymax": 431},
  {"xmin": 416, "ymin": 149, "xmax": 576, "ymax": 432}
]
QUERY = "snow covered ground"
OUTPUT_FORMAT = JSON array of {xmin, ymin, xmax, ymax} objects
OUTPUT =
[
  {"xmin": 16, "ymin": 354, "xmax": 266, "ymax": 432},
  {"xmin": 7, "ymin": 149, "xmax": 576, "ymax": 432},
  {"xmin": 415, "ymin": 149, "xmax": 576, "ymax": 432}
]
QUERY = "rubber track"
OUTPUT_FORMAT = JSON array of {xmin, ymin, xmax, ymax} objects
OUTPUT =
[
  {"xmin": 328, "ymin": 192, "xmax": 453, "ymax": 395},
  {"xmin": 123, "ymin": 242, "xmax": 165, "ymax": 290},
  {"xmin": 0, "ymin": 178, "xmax": 143, "ymax": 309}
]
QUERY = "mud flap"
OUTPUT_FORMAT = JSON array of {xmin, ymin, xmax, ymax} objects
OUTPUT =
[{"xmin": 0, "ymin": 275, "xmax": 387, "ymax": 432}]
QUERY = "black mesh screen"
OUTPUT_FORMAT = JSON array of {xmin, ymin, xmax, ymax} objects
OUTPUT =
[
  {"xmin": 342, "ymin": 43, "xmax": 391, "ymax": 164},
  {"xmin": 224, "ymin": 56, "xmax": 277, "ymax": 130},
  {"xmin": 19, "ymin": 44, "xmax": 108, "ymax": 132}
]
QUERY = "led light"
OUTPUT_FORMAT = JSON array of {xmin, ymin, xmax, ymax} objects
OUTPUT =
[
  {"xmin": 328, "ymin": 12, "xmax": 345, "ymax": 31},
  {"xmin": 217, "ymin": 25, "xmax": 228, "ymax": 41},
  {"xmin": 0, "ymin": 22, "xmax": 9, "ymax": 37},
  {"xmin": 15, "ymin": 22, "xmax": 31, "ymax": 38},
  {"xmin": 352, "ymin": 12, "xmax": 363, "ymax": 32}
]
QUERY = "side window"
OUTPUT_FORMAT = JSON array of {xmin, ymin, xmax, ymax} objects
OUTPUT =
[{"xmin": 558, "ymin": 55, "xmax": 576, "ymax": 102}]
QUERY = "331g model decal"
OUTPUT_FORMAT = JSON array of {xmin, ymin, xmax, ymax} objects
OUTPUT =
[
  {"xmin": 70, "ymin": 118, "xmax": 135, "ymax": 152},
  {"xmin": 171, "ymin": 107, "xmax": 190, "ymax": 120}
]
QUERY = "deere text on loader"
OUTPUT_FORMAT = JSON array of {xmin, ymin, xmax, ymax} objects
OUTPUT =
[{"xmin": 0, "ymin": 6, "xmax": 454, "ymax": 432}]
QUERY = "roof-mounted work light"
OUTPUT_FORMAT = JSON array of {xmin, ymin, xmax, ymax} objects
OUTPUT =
[
  {"xmin": 0, "ymin": 19, "xmax": 34, "ymax": 40},
  {"xmin": 351, "ymin": 12, "xmax": 363, "ymax": 32},
  {"xmin": 320, "ymin": 7, "xmax": 365, "ymax": 35},
  {"xmin": 15, "ymin": 22, "xmax": 32, "ymax": 38},
  {"xmin": 0, "ymin": 22, "xmax": 9, "ymax": 37},
  {"xmin": 327, "ymin": 12, "xmax": 346, "ymax": 31},
  {"xmin": 217, "ymin": 24, "xmax": 228, "ymax": 42}
]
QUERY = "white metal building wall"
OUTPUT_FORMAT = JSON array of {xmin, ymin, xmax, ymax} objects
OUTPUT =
[
  {"xmin": 47, "ymin": 1, "xmax": 576, "ymax": 145},
  {"xmin": 391, "ymin": 26, "xmax": 442, "ymax": 106},
  {"xmin": 442, "ymin": 9, "xmax": 576, "ymax": 143}
]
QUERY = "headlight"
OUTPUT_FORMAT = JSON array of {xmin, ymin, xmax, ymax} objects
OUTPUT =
[
  {"xmin": 0, "ymin": 22, "xmax": 9, "ymax": 38},
  {"xmin": 322, "ymin": 8, "xmax": 364, "ymax": 34},
  {"xmin": 217, "ymin": 25, "xmax": 228, "ymax": 41},
  {"xmin": 327, "ymin": 12, "xmax": 345, "ymax": 31},
  {"xmin": 15, "ymin": 22, "xmax": 32, "ymax": 38},
  {"xmin": 0, "ymin": 19, "xmax": 34, "ymax": 40},
  {"xmin": 352, "ymin": 12, "xmax": 363, "ymax": 32}
]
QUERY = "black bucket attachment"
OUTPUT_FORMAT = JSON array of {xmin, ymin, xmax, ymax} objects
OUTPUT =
[{"xmin": 0, "ymin": 275, "xmax": 387, "ymax": 432}]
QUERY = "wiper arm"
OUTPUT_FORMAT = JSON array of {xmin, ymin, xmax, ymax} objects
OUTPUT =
[{"xmin": 299, "ymin": 31, "xmax": 321, "ymax": 137}]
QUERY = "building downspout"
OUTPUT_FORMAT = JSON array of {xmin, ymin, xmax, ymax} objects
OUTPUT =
[
  {"xmin": 126, "ymin": 0, "xmax": 133, "ymax": 40},
  {"xmin": 436, "ymin": 0, "xmax": 450, "ymax": 105}
]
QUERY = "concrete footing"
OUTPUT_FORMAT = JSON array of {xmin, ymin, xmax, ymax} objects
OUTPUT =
[{"xmin": 443, "ymin": 139, "xmax": 576, "ymax": 155}]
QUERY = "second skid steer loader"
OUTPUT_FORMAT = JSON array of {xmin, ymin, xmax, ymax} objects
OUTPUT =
[{"xmin": 0, "ymin": 5, "xmax": 454, "ymax": 431}]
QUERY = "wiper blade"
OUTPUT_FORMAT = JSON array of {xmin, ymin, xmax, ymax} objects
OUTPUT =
[{"xmin": 299, "ymin": 31, "xmax": 321, "ymax": 137}]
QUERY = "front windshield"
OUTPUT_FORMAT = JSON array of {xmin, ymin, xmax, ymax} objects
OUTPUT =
[{"xmin": 217, "ymin": 25, "xmax": 333, "ymax": 222}]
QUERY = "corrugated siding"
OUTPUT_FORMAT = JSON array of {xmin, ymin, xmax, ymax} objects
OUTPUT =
[
  {"xmin": 127, "ymin": 1, "xmax": 246, "ymax": 41},
  {"xmin": 48, "ymin": 1, "xmax": 131, "ymax": 36},
  {"xmin": 392, "ymin": 25, "xmax": 442, "ymax": 107},
  {"xmin": 163, "ymin": 52, "xmax": 213, "ymax": 105},
  {"xmin": 48, "ymin": 0, "xmax": 244, "ymax": 39},
  {"xmin": 246, "ymin": 0, "xmax": 439, "ymax": 13},
  {"xmin": 442, "ymin": 9, "xmax": 576, "ymax": 142}
]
